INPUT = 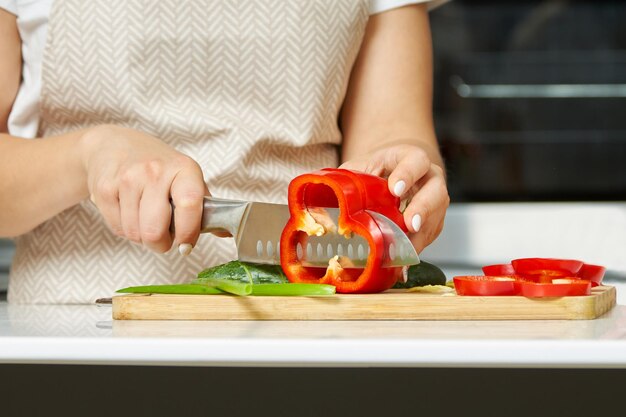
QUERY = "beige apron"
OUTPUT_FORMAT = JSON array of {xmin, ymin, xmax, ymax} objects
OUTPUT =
[{"xmin": 9, "ymin": 0, "xmax": 370, "ymax": 303}]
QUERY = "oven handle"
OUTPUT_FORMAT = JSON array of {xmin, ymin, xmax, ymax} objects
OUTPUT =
[{"xmin": 451, "ymin": 76, "xmax": 626, "ymax": 98}]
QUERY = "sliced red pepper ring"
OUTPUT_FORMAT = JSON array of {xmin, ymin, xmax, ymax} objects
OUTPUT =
[
  {"xmin": 511, "ymin": 258, "xmax": 584, "ymax": 278},
  {"xmin": 577, "ymin": 263, "xmax": 606, "ymax": 287},
  {"xmin": 280, "ymin": 169, "xmax": 405, "ymax": 294},
  {"xmin": 453, "ymin": 276, "xmax": 521, "ymax": 296},
  {"xmin": 517, "ymin": 278, "xmax": 592, "ymax": 298},
  {"xmin": 457, "ymin": 258, "xmax": 604, "ymax": 297},
  {"xmin": 485, "ymin": 258, "xmax": 605, "ymax": 286},
  {"xmin": 482, "ymin": 263, "xmax": 517, "ymax": 276}
]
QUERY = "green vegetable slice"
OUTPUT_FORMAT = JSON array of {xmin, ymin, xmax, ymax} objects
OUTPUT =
[
  {"xmin": 196, "ymin": 261, "xmax": 288, "ymax": 285},
  {"xmin": 116, "ymin": 262, "xmax": 335, "ymax": 297},
  {"xmin": 116, "ymin": 284, "xmax": 223, "ymax": 295},
  {"xmin": 116, "ymin": 282, "xmax": 334, "ymax": 296},
  {"xmin": 198, "ymin": 277, "xmax": 252, "ymax": 296},
  {"xmin": 251, "ymin": 283, "xmax": 335, "ymax": 296}
]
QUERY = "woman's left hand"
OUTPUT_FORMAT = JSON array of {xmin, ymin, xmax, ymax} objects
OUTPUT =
[{"xmin": 339, "ymin": 144, "xmax": 449, "ymax": 254}]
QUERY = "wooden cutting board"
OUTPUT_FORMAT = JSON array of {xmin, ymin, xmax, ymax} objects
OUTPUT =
[{"xmin": 112, "ymin": 285, "xmax": 616, "ymax": 321}]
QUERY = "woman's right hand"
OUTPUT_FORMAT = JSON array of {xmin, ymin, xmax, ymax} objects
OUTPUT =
[{"xmin": 80, "ymin": 125, "xmax": 207, "ymax": 255}]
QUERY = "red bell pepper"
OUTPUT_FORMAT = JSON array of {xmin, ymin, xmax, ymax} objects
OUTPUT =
[
  {"xmin": 453, "ymin": 275, "xmax": 592, "ymax": 297},
  {"xmin": 511, "ymin": 258, "xmax": 584, "ymax": 278},
  {"xmin": 279, "ymin": 168, "xmax": 406, "ymax": 294},
  {"xmin": 482, "ymin": 263, "xmax": 517, "ymax": 277},
  {"xmin": 483, "ymin": 258, "xmax": 605, "ymax": 286},
  {"xmin": 456, "ymin": 257, "xmax": 604, "ymax": 297},
  {"xmin": 577, "ymin": 263, "xmax": 606, "ymax": 287},
  {"xmin": 453, "ymin": 276, "xmax": 521, "ymax": 296},
  {"xmin": 517, "ymin": 278, "xmax": 591, "ymax": 297}
]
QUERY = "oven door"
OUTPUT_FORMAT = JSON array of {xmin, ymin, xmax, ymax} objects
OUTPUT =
[{"xmin": 431, "ymin": 0, "xmax": 626, "ymax": 202}]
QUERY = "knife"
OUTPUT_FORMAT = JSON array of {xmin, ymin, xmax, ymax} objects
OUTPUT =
[{"xmin": 189, "ymin": 196, "xmax": 419, "ymax": 268}]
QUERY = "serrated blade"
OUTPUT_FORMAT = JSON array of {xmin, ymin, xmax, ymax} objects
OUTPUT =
[{"xmin": 234, "ymin": 201, "xmax": 419, "ymax": 268}]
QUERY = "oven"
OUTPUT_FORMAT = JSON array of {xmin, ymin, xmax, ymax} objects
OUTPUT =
[
  {"xmin": 422, "ymin": 0, "xmax": 626, "ymax": 297},
  {"xmin": 431, "ymin": 0, "xmax": 626, "ymax": 201}
]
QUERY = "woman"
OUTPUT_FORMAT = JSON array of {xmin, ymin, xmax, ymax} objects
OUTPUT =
[{"xmin": 0, "ymin": 0, "xmax": 449, "ymax": 303}]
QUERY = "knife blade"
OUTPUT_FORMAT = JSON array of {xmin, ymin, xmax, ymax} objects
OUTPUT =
[{"xmin": 196, "ymin": 197, "xmax": 419, "ymax": 268}]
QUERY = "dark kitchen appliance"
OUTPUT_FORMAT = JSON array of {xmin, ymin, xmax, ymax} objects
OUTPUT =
[{"xmin": 429, "ymin": 0, "xmax": 626, "ymax": 202}]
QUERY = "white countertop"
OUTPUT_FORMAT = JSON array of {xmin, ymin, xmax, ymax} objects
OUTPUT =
[
  {"xmin": 1, "ymin": 202, "xmax": 624, "ymax": 368},
  {"xmin": 2, "ymin": 301, "xmax": 626, "ymax": 368}
]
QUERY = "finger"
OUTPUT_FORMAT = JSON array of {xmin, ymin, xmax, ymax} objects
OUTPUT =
[
  {"xmin": 170, "ymin": 164, "xmax": 205, "ymax": 253},
  {"xmin": 139, "ymin": 182, "xmax": 173, "ymax": 253},
  {"xmin": 402, "ymin": 166, "xmax": 449, "ymax": 234},
  {"xmin": 338, "ymin": 159, "xmax": 368, "ymax": 173},
  {"xmin": 118, "ymin": 178, "xmax": 143, "ymax": 244},
  {"xmin": 92, "ymin": 179, "xmax": 123, "ymax": 238},
  {"xmin": 365, "ymin": 159, "xmax": 385, "ymax": 177},
  {"xmin": 410, "ymin": 217, "xmax": 445, "ymax": 254},
  {"xmin": 340, "ymin": 153, "xmax": 387, "ymax": 177},
  {"xmin": 385, "ymin": 147, "xmax": 431, "ymax": 198}
]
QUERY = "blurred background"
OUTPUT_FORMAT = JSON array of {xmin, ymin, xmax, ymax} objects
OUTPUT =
[
  {"xmin": 1, "ymin": 0, "xmax": 625, "ymax": 298},
  {"xmin": 422, "ymin": 0, "xmax": 626, "ymax": 298},
  {"xmin": 431, "ymin": 0, "xmax": 626, "ymax": 203}
]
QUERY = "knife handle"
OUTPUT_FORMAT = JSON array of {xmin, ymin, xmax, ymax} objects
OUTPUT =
[
  {"xmin": 200, "ymin": 197, "xmax": 248, "ymax": 236},
  {"xmin": 170, "ymin": 196, "xmax": 248, "ymax": 237}
]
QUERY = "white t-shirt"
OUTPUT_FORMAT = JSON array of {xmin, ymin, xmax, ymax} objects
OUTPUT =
[{"xmin": 0, "ymin": 0, "xmax": 448, "ymax": 139}]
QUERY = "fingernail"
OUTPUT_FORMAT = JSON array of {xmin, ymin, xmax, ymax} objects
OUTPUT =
[
  {"xmin": 178, "ymin": 243, "xmax": 193, "ymax": 256},
  {"xmin": 393, "ymin": 180, "xmax": 406, "ymax": 197},
  {"xmin": 411, "ymin": 214, "xmax": 422, "ymax": 232}
]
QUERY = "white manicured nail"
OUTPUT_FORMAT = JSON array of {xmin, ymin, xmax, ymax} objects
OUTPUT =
[
  {"xmin": 393, "ymin": 180, "xmax": 406, "ymax": 197},
  {"xmin": 411, "ymin": 214, "xmax": 422, "ymax": 233},
  {"xmin": 178, "ymin": 243, "xmax": 193, "ymax": 256}
]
